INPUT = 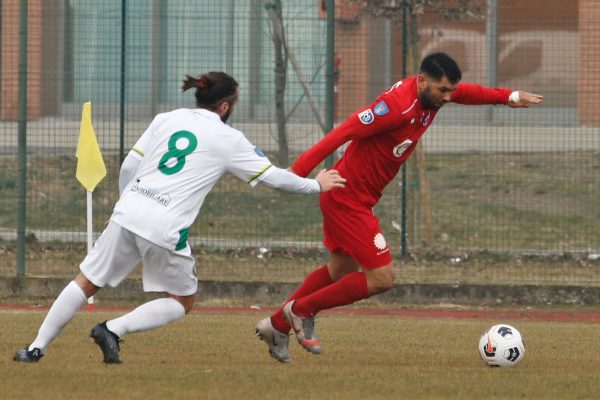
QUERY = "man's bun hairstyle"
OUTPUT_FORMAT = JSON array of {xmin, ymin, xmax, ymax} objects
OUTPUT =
[{"xmin": 182, "ymin": 72, "xmax": 239, "ymax": 109}]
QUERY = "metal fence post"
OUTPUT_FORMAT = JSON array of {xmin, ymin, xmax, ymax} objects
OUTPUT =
[
  {"xmin": 486, "ymin": 0, "xmax": 498, "ymax": 122},
  {"xmin": 16, "ymin": 0, "xmax": 28, "ymax": 276},
  {"xmin": 119, "ymin": 0, "xmax": 127, "ymax": 166},
  {"xmin": 400, "ymin": 0, "xmax": 408, "ymax": 258},
  {"xmin": 325, "ymin": 0, "xmax": 335, "ymax": 169}
]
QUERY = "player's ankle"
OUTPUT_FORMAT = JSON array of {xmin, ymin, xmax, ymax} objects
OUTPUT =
[{"xmin": 270, "ymin": 315, "xmax": 291, "ymax": 334}]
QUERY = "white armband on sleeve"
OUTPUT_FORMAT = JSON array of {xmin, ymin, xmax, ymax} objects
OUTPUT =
[
  {"xmin": 509, "ymin": 91, "xmax": 520, "ymax": 103},
  {"xmin": 119, "ymin": 151, "xmax": 142, "ymax": 194},
  {"xmin": 257, "ymin": 167, "xmax": 321, "ymax": 194}
]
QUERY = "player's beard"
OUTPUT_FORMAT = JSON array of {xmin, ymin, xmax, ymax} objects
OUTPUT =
[{"xmin": 419, "ymin": 86, "xmax": 442, "ymax": 111}]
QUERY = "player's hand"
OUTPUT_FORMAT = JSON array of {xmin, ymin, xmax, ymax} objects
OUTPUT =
[
  {"xmin": 315, "ymin": 168, "xmax": 346, "ymax": 192},
  {"xmin": 508, "ymin": 91, "xmax": 543, "ymax": 108}
]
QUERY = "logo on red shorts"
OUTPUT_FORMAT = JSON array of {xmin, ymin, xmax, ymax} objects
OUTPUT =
[{"xmin": 373, "ymin": 233, "xmax": 387, "ymax": 251}]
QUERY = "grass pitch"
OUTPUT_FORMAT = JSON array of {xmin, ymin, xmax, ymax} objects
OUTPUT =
[
  {"xmin": 1, "ymin": 151, "xmax": 598, "ymax": 252},
  {"xmin": 2, "ymin": 309, "xmax": 600, "ymax": 400}
]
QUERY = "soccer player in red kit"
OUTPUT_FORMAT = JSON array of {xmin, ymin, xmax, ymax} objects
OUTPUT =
[{"xmin": 256, "ymin": 52, "xmax": 543, "ymax": 363}]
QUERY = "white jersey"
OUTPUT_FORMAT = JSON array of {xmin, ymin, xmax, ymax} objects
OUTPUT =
[{"xmin": 111, "ymin": 108, "xmax": 276, "ymax": 251}]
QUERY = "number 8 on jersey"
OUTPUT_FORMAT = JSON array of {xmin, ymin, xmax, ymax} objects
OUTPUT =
[{"xmin": 158, "ymin": 130, "xmax": 198, "ymax": 175}]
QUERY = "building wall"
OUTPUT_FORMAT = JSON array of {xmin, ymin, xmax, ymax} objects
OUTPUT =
[
  {"xmin": 1, "ymin": 0, "xmax": 43, "ymax": 120},
  {"xmin": 0, "ymin": 0, "xmax": 597, "ymax": 125},
  {"xmin": 335, "ymin": 0, "xmax": 583, "ymax": 122},
  {"xmin": 334, "ymin": 18, "xmax": 369, "ymax": 121}
]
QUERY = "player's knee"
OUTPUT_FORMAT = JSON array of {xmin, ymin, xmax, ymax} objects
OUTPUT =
[
  {"xmin": 384, "ymin": 268, "xmax": 396, "ymax": 288},
  {"xmin": 168, "ymin": 293, "xmax": 196, "ymax": 314},
  {"xmin": 181, "ymin": 296, "xmax": 195, "ymax": 314},
  {"xmin": 74, "ymin": 272, "xmax": 100, "ymax": 298},
  {"xmin": 377, "ymin": 271, "xmax": 396, "ymax": 292},
  {"xmin": 366, "ymin": 265, "xmax": 396, "ymax": 294}
]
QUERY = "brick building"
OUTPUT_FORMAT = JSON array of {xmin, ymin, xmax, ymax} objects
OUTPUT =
[{"xmin": 1, "ymin": 0, "xmax": 598, "ymax": 125}]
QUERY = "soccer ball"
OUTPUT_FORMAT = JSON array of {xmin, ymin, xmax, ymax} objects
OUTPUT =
[{"xmin": 478, "ymin": 324, "xmax": 526, "ymax": 367}]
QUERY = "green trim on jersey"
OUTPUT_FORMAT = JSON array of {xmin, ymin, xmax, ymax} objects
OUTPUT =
[
  {"xmin": 175, "ymin": 228, "xmax": 189, "ymax": 251},
  {"xmin": 132, "ymin": 147, "xmax": 144, "ymax": 156},
  {"xmin": 248, "ymin": 164, "xmax": 273, "ymax": 185}
]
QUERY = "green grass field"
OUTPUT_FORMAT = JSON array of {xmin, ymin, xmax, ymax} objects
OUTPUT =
[
  {"xmin": 1, "ymin": 151, "xmax": 598, "ymax": 252},
  {"xmin": 1, "ymin": 150, "xmax": 599, "ymax": 285},
  {"xmin": 2, "ymin": 309, "xmax": 600, "ymax": 400}
]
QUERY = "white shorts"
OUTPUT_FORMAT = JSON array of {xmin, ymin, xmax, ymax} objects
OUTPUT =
[{"xmin": 80, "ymin": 221, "xmax": 198, "ymax": 296}]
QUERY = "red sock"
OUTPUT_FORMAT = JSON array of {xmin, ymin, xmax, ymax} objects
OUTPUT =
[
  {"xmin": 270, "ymin": 265, "xmax": 333, "ymax": 333},
  {"xmin": 292, "ymin": 272, "xmax": 369, "ymax": 317}
]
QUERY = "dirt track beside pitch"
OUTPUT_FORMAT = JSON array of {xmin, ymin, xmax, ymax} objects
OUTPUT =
[{"xmin": 2, "ymin": 303, "xmax": 599, "ymax": 323}]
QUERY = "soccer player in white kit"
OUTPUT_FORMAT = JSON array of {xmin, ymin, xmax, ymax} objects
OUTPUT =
[{"xmin": 13, "ymin": 71, "xmax": 346, "ymax": 364}]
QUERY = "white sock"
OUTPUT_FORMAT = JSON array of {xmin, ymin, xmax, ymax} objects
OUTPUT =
[
  {"xmin": 29, "ymin": 281, "xmax": 87, "ymax": 353},
  {"xmin": 106, "ymin": 298, "xmax": 185, "ymax": 338}
]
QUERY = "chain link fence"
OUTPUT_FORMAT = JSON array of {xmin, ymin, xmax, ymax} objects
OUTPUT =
[{"xmin": 1, "ymin": 0, "xmax": 599, "ymax": 286}]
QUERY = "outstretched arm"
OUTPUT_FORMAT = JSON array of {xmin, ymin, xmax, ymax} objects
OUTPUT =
[
  {"xmin": 451, "ymin": 83, "xmax": 543, "ymax": 107},
  {"xmin": 292, "ymin": 93, "xmax": 408, "ymax": 177},
  {"xmin": 507, "ymin": 91, "xmax": 544, "ymax": 108},
  {"xmin": 259, "ymin": 167, "xmax": 346, "ymax": 194},
  {"xmin": 227, "ymin": 135, "xmax": 345, "ymax": 194},
  {"xmin": 291, "ymin": 120, "xmax": 362, "ymax": 177}
]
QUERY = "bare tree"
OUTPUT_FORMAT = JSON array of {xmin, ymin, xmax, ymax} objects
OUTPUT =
[
  {"xmin": 263, "ymin": 0, "xmax": 289, "ymax": 167},
  {"xmin": 354, "ymin": 0, "xmax": 483, "ymax": 67},
  {"xmin": 263, "ymin": 1, "xmax": 329, "ymax": 167},
  {"xmin": 356, "ymin": 0, "xmax": 482, "ymax": 20}
]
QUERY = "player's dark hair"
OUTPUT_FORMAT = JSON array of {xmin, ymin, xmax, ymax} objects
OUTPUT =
[
  {"xmin": 419, "ymin": 52, "xmax": 462, "ymax": 84},
  {"xmin": 182, "ymin": 72, "xmax": 239, "ymax": 110}
]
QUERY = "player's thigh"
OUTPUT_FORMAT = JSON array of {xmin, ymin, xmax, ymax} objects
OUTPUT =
[
  {"xmin": 137, "ymin": 239, "xmax": 198, "ymax": 296},
  {"xmin": 321, "ymin": 200, "xmax": 392, "ymax": 270},
  {"xmin": 79, "ymin": 222, "xmax": 142, "ymax": 288}
]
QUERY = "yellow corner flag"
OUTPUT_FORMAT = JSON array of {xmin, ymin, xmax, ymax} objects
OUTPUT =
[{"xmin": 76, "ymin": 102, "xmax": 106, "ymax": 192}]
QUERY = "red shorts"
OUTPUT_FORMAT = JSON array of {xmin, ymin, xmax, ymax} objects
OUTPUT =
[{"xmin": 319, "ymin": 191, "xmax": 392, "ymax": 269}]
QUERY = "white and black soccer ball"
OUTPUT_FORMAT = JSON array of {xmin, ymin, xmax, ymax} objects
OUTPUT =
[{"xmin": 478, "ymin": 324, "xmax": 525, "ymax": 367}]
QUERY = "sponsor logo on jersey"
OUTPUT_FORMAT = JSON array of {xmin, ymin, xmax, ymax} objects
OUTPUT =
[
  {"xmin": 254, "ymin": 147, "xmax": 266, "ymax": 157},
  {"xmin": 392, "ymin": 139, "xmax": 413, "ymax": 158},
  {"xmin": 421, "ymin": 111, "xmax": 431, "ymax": 126},
  {"xmin": 373, "ymin": 232, "xmax": 388, "ymax": 251},
  {"xmin": 131, "ymin": 180, "xmax": 171, "ymax": 206},
  {"xmin": 374, "ymin": 101, "xmax": 389, "ymax": 116},
  {"xmin": 358, "ymin": 109, "xmax": 375, "ymax": 125}
]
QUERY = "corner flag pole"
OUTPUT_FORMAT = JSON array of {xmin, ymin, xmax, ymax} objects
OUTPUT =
[{"xmin": 76, "ymin": 102, "xmax": 107, "ymax": 312}]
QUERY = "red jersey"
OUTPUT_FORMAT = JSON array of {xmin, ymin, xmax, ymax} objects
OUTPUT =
[{"xmin": 292, "ymin": 76, "xmax": 512, "ymax": 207}]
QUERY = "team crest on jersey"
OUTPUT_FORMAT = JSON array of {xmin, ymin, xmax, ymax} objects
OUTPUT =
[
  {"xmin": 392, "ymin": 139, "xmax": 413, "ymax": 158},
  {"xmin": 374, "ymin": 101, "xmax": 389, "ymax": 116},
  {"xmin": 358, "ymin": 109, "xmax": 375, "ymax": 125},
  {"xmin": 254, "ymin": 147, "xmax": 266, "ymax": 157}
]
